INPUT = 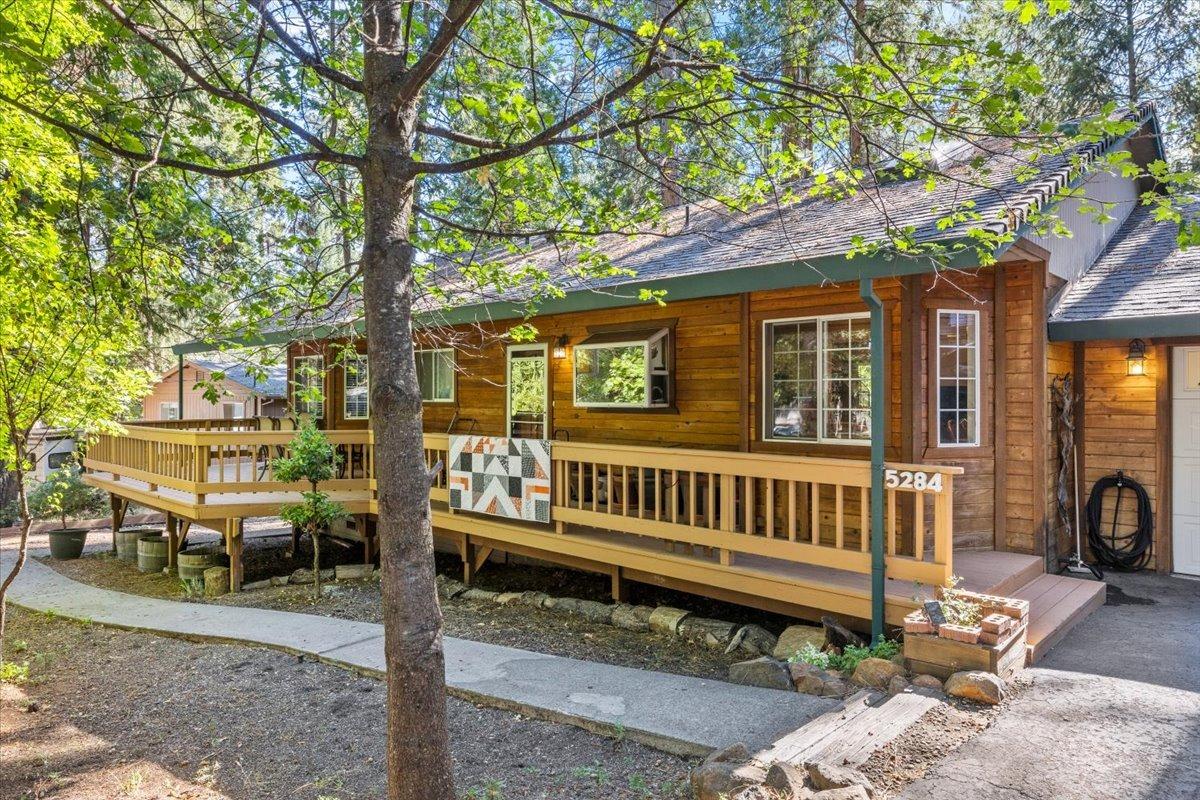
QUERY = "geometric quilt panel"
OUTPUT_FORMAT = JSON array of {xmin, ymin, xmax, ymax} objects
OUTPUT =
[{"xmin": 447, "ymin": 435, "xmax": 552, "ymax": 523}]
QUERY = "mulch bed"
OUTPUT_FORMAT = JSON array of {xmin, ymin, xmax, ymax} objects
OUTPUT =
[{"xmin": 1, "ymin": 608, "xmax": 695, "ymax": 800}]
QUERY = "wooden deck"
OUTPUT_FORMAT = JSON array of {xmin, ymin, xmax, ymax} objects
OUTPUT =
[{"xmin": 81, "ymin": 422, "xmax": 1107, "ymax": 653}]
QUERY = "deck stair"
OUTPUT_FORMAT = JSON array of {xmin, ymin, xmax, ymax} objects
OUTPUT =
[{"xmin": 955, "ymin": 551, "xmax": 1107, "ymax": 664}]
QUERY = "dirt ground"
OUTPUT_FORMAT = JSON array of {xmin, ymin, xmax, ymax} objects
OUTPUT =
[{"xmin": 1, "ymin": 608, "xmax": 695, "ymax": 800}]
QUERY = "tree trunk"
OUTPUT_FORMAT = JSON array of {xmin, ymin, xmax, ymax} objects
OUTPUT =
[
  {"xmin": 1125, "ymin": 0, "xmax": 1138, "ymax": 103},
  {"xmin": 0, "ymin": 456, "xmax": 33, "ymax": 649},
  {"xmin": 849, "ymin": 0, "xmax": 867, "ymax": 164},
  {"xmin": 361, "ymin": 6, "xmax": 456, "ymax": 797},
  {"xmin": 311, "ymin": 524, "xmax": 322, "ymax": 598}
]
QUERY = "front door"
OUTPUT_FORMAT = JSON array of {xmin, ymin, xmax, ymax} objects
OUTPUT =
[
  {"xmin": 507, "ymin": 344, "xmax": 549, "ymax": 440},
  {"xmin": 1173, "ymin": 346, "xmax": 1200, "ymax": 575}
]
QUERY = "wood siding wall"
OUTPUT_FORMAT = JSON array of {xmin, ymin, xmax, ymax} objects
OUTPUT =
[
  {"xmin": 299, "ymin": 274, "xmax": 1035, "ymax": 553},
  {"xmin": 1078, "ymin": 340, "xmax": 1166, "ymax": 570}
]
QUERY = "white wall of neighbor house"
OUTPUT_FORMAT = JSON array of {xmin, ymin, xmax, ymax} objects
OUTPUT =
[
  {"xmin": 34, "ymin": 434, "xmax": 77, "ymax": 481},
  {"xmin": 1027, "ymin": 156, "xmax": 1140, "ymax": 283},
  {"xmin": 141, "ymin": 363, "xmax": 261, "ymax": 420}
]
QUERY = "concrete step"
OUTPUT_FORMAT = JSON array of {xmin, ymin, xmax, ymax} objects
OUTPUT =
[{"xmin": 1010, "ymin": 573, "xmax": 1107, "ymax": 664}]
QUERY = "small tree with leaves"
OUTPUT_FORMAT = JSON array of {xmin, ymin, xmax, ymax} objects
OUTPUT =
[
  {"xmin": 29, "ymin": 466, "xmax": 106, "ymax": 530},
  {"xmin": 272, "ymin": 422, "xmax": 347, "ymax": 598}
]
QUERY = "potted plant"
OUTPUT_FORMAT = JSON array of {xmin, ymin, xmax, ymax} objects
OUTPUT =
[{"xmin": 30, "ymin": 466, "xmax": 102, "ymax": 559}]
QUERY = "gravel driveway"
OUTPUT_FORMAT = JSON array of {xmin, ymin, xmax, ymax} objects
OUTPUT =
[{"xmin": 899, "ymin": 571, "xmax": 1200, "ymax": 800}]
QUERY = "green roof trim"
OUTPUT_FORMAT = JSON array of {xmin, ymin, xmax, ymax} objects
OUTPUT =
[{"xmin": 1048, "ymin": 313, "xmax": 1200, "ymax": 342}]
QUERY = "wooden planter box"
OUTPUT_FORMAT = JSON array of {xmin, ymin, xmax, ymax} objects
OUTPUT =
[{"xmin": 904, "ymin": 622, "xmax": 1027, "ymax": 681}]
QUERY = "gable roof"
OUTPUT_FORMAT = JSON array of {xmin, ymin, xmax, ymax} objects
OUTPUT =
[
  {"xmin": 1048, "ymin": 203, "xmax": 1200, "ymax": 341},
  {"xmin": 172, "ymin": 104, "xmax": 1164, "ymax": 353},
  {"xmin": 187, "ymin": 357, "xmax": 288, "ymax": 398}
]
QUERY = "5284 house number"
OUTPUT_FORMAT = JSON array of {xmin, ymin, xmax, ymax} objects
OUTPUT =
[{"xmin": 884, "ymin": 469, "xmax": 945, "ymax": 493}]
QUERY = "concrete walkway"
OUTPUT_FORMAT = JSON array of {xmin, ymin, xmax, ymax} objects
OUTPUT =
[
  {"xmin": 899, "ymin": 571, "xmax": 1200, "ymax": 800},
  {"xmin": 5, "ymin": 557, "xmax": 837, "ymax": 756}
]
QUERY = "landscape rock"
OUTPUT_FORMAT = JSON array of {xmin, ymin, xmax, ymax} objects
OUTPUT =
[
  {"xmin": 611, "ymin": 604, "xmax": 654, "ymax": 632},
  {"xmin": 519, "ymin": 591, "xmax": 552, "ymax": 608},
  {"xmin": 805, "ymin": 762, "xmax": 874, "ymax": 797},
  {"xmin": 335, "ymin": 563, "xmax": 374, "ymax": 581},
  {"xmin": 729, "ymin": 657, "xmax": 794, "ymax": 691},
  {"xmin": 764, "ymin": 762, "xmax": 812, "ymax": 798},
  {"xmin": 269, "ymin": 575, "xmax": 290, "ymax": 587},
  {"xmin": 203, "ymin": 566, "xmax": 230, "ymax": 598},
  {"xmin": 734, "ymin": 624, "xmax": 779, "ymax": 656},
  {"xmin": 649, "ymin": 606, "xmax": 692, "ymax": 634},
  {"xmin": 575, "ymin": 599, "xmax": 616, "ymax": 624},
  {"xmin": 789, "ymin": 663, "xmax": 848, "ymax": 697},
  {"xmin": 851, "ymin": 657, "xmax": 905, "ymax": 689},
  {"xmin": 821, "ymin": 616, "xmax": 866, "ymax": 651},
  {"xmin": 240, "ymin": 579, "xmax": 271, "ymax": 592},
  {"xmin": 319, "ymin": 568, "xmax": 335, "ymax": 580},
  {"xmin": 678, "ymin": 617, "xmax": 739, "ymax": 647},
  {"xmin": 911, "ymin": 674, "xmax": 944, "ymax": 692},
  {"xmin": 544, "ymin": 596, "xmax": 582, "ymax": 613},
  {"xmin": 691, "ymin": 745, "xmax": 767, "ymax": 800},
  {"xmin": 435, "ymin": 575, "xmax": 467, "ymax": 599},
  {"xmin": 733, "ymin": 786, "xmax": 782, "ymax": 800},
  {"xmin": 887, "ymin": 675, "xmax": 911, "ymax": 695},
  {"xmin": 944, "ymin": 671, "xmax": 1006, "ymax": 705},
  {"xmin": 495, "ymin": 592, "xmax": 525, "ymax": 605},
  {"xmin": 289, "ymin": 568, "xmax": 315, "ymax": 585},
  {"xmin": 460, "ymin": 588, "xmax": 499, "ymax": 602},
  {"xmin": 811, "ymin": 787, "xmax": 871, "ymax": 800},
  {"xmin": 773, "ymin": 625, "xmax": 826, "ymax": 660}
]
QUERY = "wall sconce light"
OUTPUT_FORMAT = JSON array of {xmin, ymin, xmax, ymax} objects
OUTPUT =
[
  {"xmin": 552, "ymin": 335, "xmax": 570, "ymax": 359},
  {"xmin": 1126, "ymin": 338, "xmax": 1147, "ymax": 376}
]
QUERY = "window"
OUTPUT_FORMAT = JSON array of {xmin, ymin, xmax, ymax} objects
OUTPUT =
[
  {"xmin": 763, "ymin": 315, "xmax": 871, "ymax": 443},
  {"xmin": 293, "ymin": 355, "xmax": 325, "ymax": 417},
  {"xmin": 159, "ymin": 401, "xmax": 180, "ymax": 420},
  {"xmin": 221, "ymin": 402, "xmax": 245, "ymax": 420},
  {"xmin": 47, "ymin": 451, "xmax": 73, "ymax": 471},
  {"xmin": 416, "ymin": 349, "xmax": 454, "ymax": 403},
  {"xmin": 343, "ymin": 354, "xmax": 369, "ymax": 419},
  {"xmin": 935, "ymin": 310, "xmax": 980, "ymax": 446},
  {"xmin": 573, "ymin": 328, "xmax": 670, "ymax": 408}
]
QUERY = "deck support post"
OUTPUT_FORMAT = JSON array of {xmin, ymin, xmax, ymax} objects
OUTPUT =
[
  {"xmin": 109, "ymin": 494, "xmax": 128, "ymax": 554},
  {"xmin": 225, "ymin": 518, "xmax": 244, "ymax": 592},
  {"xmin": 860, "ymin": 277, "xmax": 887, "ymax": 644},
  {"xmin": 166, "ymin": 513, "xmax": 179, "ymax": 572},
  {"xmin": 610, "ymin": 566, "xmax": 627, "ymax": 603}
]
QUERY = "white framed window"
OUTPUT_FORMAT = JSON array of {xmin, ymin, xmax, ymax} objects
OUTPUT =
[
  {"xmin": 159, "ymin": 401, "xmax": 180, "ymax": 420},
  {"xmin": 935, "ymin": 309, "xmax": 980, "ymax": 446},
  {"xmin": 763, "ymin": 314, "xmax": 871, "ymax": 444},
  {"xmin": 292, "ymin": 355, "xmax": 325, "ymax": 417},
  {"xmin": 222, "ymin": 401, "xmax": 245, "ymax": 419},
  {"xmin": 573, "ymin": 328, "xmax": 670, "ymax": 408},
  {"xmin": 416, "ymin": 349, "xmax": 455, "ymax": 403},
  {"xmin": 343, "ymin": 354, "xmax": 369, "ymax": 419}
]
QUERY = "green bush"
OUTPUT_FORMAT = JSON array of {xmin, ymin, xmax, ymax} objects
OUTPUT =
[
  {"xmin": 790, "ymin": 637, "xmax": 900, "ymax": 673},
  {"xmin": 28, "ymin": 467, "xmax": 106, "ymax": 528}
]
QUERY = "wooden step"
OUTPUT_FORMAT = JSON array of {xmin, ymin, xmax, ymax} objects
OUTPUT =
[{"xmin": 1010, "ymin": 573, "xmax": 1107, "ymax": 664}]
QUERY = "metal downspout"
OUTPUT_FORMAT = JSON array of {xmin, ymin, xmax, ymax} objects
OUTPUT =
[
  {"xmin": 177, "ymin": 353, "xmax": 185, "ymax": 416},
  {"xmin": 860, "ymin": 278, "xmax": 886, "ymax": 643}
]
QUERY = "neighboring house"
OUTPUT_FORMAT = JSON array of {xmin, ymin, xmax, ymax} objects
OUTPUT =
[
  {"xmin": 142, "ymin": 358, "xmax": 288, "ymax": 421},
  {"xmin": 84, "ymin": 103, "xmax": 1196, "ymax": 661}
]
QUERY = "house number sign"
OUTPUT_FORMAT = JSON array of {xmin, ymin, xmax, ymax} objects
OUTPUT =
[{"xmin": 884, "ymin": 469, "xmax": 944, "ymax": 493}]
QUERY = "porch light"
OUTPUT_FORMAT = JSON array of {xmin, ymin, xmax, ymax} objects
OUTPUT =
[
  {"xmin": 552, "ymin": 335, "xmax": 570, "ymax": 359},
  {"xmin": 1126, "ymin": 338, "xmax": 1147, "ymax": 376}
]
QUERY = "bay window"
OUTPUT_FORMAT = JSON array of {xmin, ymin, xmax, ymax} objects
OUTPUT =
[
  {"xmin": 573, "ymin": 328, "xmax": 671, "ymax": 408},
  {"xmin": 764, "ymin": 315, "xmax": 871, "ymax": 443}
]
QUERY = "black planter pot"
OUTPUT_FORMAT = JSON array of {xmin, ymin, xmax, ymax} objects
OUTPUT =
[{"xmin": 48, "ymin": 528, "xmax": 89, "ymax": 560}]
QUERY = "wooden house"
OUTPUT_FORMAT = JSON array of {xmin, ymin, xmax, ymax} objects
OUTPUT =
[
  {"xmin": 83, "ymin": 103, "xmax": 1196, "ymax": 661},
  {"xmin": 142, "ymin": 358, "xmax": 288, "ymax": 421}
]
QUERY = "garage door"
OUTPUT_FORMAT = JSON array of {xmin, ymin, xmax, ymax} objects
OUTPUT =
[{"xmin": 1174, "ymin": 347, "xmax": 1200, "ymax": 576}]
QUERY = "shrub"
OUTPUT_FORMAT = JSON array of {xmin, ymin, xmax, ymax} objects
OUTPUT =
[
  {"xmin": 790, "ymin": 637, "xmax": 900, "ymax": 673},
  {"xmin": 28, "ymin": 467, "xmax": 106, "ymax": 528}
]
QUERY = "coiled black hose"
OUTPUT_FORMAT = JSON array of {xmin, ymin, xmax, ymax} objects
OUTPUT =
[{"xmin": 1085, "ymin": 470, "xmax": 1153, "ymax": 572}]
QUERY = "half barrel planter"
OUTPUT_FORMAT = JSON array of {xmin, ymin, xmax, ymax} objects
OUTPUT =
[
  {"xmin": 115, "ymin": 526, "xmax": 163, "ymax": 564},
  {"xmin": 136, "ymin": 535, "xmax": 169, "ymax": 574},
  {"xmin": 177, "ymin": 546, "xmax": 229, "ymax": 591}
]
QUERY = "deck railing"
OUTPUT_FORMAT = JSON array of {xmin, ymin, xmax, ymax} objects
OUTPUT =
[{"xmin": 86, "ymin": 424, "xmax": 958, "ymax": 585}]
